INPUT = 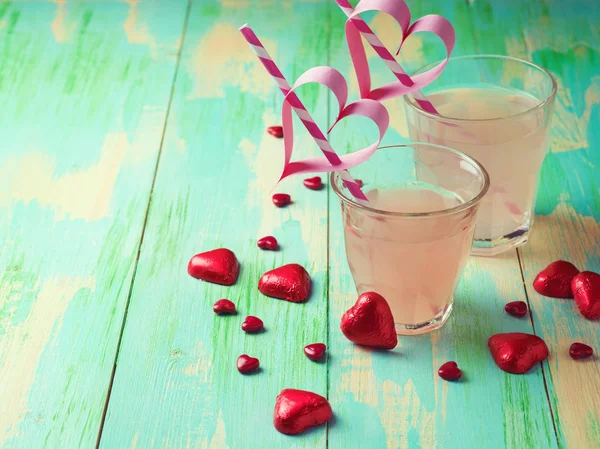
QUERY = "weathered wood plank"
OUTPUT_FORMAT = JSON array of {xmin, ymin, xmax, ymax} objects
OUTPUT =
[
  {"xmin": 469, "ymin": 1, "xmax": 600, "ymax": 448},
  {"xmin": 98, "ymin": 1, "xmax": 331, "ymax": 448},
  {"xmin": 0, "ymin": 1, "xmax": 188, "ymax": 448},
  {"xmin": 326, "ymin": 1, "xmax": 559, "ymax": 448}
]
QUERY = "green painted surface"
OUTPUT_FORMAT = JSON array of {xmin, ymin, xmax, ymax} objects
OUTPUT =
[
  {"xmin": 0, "ymin": 1, "xmax": 188, "ymax": 448},
  {"xmin": 0, "ymin": 0, "xmax": 597, "ymax": 448}
]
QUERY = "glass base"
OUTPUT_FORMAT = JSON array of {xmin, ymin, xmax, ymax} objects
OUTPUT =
[
  {"xmin": 395, "ymin": 302, "xmax": 454, "ymax": 335},
  {"xmin": 471, "ymin": 225, "xmax": 530, "ymax": 257}
]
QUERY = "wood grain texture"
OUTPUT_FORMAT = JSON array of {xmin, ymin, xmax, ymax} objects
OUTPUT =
[
  {"xmin": 469, "ymin": 1, "xmax": 600, "ymax": 448},
  {"xmin": 0, "ymin": 1, "xmax": 188, "ymax": 447},
  {"xmin": 1, "ymin": 1, "xmax": 597, "ymax": 448},
  {"xmin": 98, "ymin": 1, "xmax": 331, "ymax": 448},
  {"xmin": 326, "ymin": 2, "xmax": 558, "ymax": 448}
]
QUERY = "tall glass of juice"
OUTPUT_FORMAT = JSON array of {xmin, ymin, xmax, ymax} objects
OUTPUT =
[
  {"xmin": 403, "ymin": 55, "xmax": 556, "ymax": 256},
  {"xmin": 331, "ymin": 143, "xmax": 489, "ymax": 335}
]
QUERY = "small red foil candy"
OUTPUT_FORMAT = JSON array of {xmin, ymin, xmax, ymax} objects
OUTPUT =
[
  {"xmin": 533, "ymin": 260, "xmax": 580, "ymax": 298},
  {"xmin": 355, "ymin": 179, "xmax": 364, "ymax": 188},
  {"xmin": 303, "ymin": 176, "xmax": 323, "ymax": 190},
  {"xmin": 273, "ymin": 389, "xmax": 333, "ymax": 435},
  {"xmin": 187, "ymin": 248, "xmax": 239, "ymax": 286},
  {"xmin": 340, "ymin": 292, "xmax": 398, "ymax": 350},
  {"xmin": 571, "ymin": 271, "xmax": 600, "ymax": 320},
  {"xmin": 504, "ymin": 301, "xmax": 528, "ymax": 318},
  {"xmin": 488, "ymin": 333, "xmax": 549, "ymax": 374},
  {"xmin": 267, "ymin": 125, "xmax": 284, "ymax": 138},
  {"xmin": 257, "ymin": 236, "xmax": 278, "ymax": 251},
  {"xmin": 272, "ymin": 193, "xmax": 291, "ymax": 208},
  {"xmin": 304, "ymin": 343, "xmax": 326, "ymax": 361},
  {"xmin": 213, "ymin": 299, "xmax": 236, "ymax": 315},
  {"xmin": 242, "ymin": 316, "xmax": 264, "ymax": 333},
  {"xmin": 438, "ymin": 361, "xmax": 462, "ymax": 381},
  {"xmin": 258, "ymin": 264, "xmax": 311, "ymax": 303},
  {"xmin": 569, "ymin": 342, "xmax": 594, "ymax": 360},
  {"xmin": 237, "ymin": 354, "xmax": 260, "ymax": 374}
]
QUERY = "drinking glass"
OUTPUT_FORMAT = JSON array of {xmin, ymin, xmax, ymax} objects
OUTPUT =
[
  {"xmin": 331, "ymin": 143, "xmax": 489, "ymax": 335},
  {"xmin": 403, "ymin": 55, "xmax": 556, "ymax": 256}
]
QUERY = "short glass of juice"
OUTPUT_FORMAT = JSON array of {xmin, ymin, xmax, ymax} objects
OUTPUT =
[
  {"xmin": 403, "ymin": 55, "xmax": 557, "ymax": 256},
  {"xmin": 331, "ymin": 143, "xmax": 489, "ymax": 335}
]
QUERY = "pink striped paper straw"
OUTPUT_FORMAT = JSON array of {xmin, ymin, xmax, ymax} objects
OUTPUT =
[
  {"xmin": 335, "ymin": 1, "xmax": 523, "ymax": 220},
  {"xmin": 334, "ymin": 0, "xmax": 438, "ymax": 114},
  {"xmin": 239, "ymin": 24, "xmax": 368, "ymax": 202}
]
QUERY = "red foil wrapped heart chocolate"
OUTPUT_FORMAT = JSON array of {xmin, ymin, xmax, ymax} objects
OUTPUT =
[
  {"xmin": 438, "ymin": 361, "xmax": 462, "ymax": 381},
  {"xmin": 533, "ymin": 260, "xmax": 579, "ymax": 298},
  {"xmin": 272, "ymin": 193, "xmax": 291, "ymax": 208},
  {"xmin": 571, "ymin": 271, "xmax": 600, "ymax": 320},
  {"xmin": 258, "ymin": 264, "xmax": 311, "ymax": 303},
  {"xmin": 267, "ymin": 125, "xmax": 284, "ymax": 138},
  {"xmin": 569, "ymin": 342, "xmax": 594, "ymax": 360},
  {"xmin": 273, "ymin": 389, "xmax": 333, "ymax": 435},
  {"xmin": 187, "ymin": 248, "xmax": 239, "ymax": 286},
  {"xmin": 340, "ymin": 292, "xmax": 397, "ymax": 350},
  {"xmin": 488, "ymin": 332, "xmax": 549, "ymax": 374},
  {"xmin": 242, "ymin": 316, "xmax": 264, "ymax": 333},
  {"xmin": 304, "ymin": 343, "xmax": 326, "ymax": 361},
  {"xmin": 303, "ymin": 176, "xmax": 323, "ymax": 190},
  {"xmin": 504, "ymin": 301, "xmax": 528, "ymax": 318},
  {"xmin": 237, "ymin": 354, "xmax": 260, "ymax": 374},
  {"xmin": 213, "ymin": 299, "xmax": 236, "ymax": 315}
]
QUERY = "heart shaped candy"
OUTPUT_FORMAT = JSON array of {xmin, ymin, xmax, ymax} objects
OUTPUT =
[
  {"xmin": 213, "ymin": 299, "xmax": 236, "ymax": 315},
  {"xmin": 273, "ymin": 389, "xmax": 333, "ymax": 435},
  {"xmin": 257, "ymin": 236, "xmax": 278, "ymax": 251},
  {"xmin": 268, "ymin": 125, "xmax": 284, "ymax": 138},
  {"xmin": 258, "ymin": 264, "xmax": 311, "ymax": 303},
  {"xmin": 569, "ymin": 342, "xmax": 594, "ymax": 360},
  {"xmin": 237, "ymin": 354, "xmax": 260, "ymax": 374},
  {"xmin": 304, "ymin": 343, "xmax": 326, "ymax": 361},
  {"xmin": 488, "ymin": 333, "xmax": 549, "ymax": 374},
  {"xmin": 187, "ymin": 248, "xmax": 239, "ymax": 286},
  {"xmin": 303, "ymin": 176, "xmax": 323, "ymax": 190},
  {"xmin": 438, "ymin": 361, "xmax": 462, "ymax": 381},
  {"xmin": 340, "ymin": 292, "xmax": 397, "ymax": 350},
  {"xmin": 571, "ymin": 271, "xmax": 600, "ymax": 320},
  {"xmin": 504, "ymin": 301, "xmax": 528, "ymax": 318},
  {"xmin": 242, "ymin": 316, "xmax": 264, "ymax": 333},
  {"xmin": 533, "ymin": 260, "xmax": 579, "ymax": 298},
  {"xmin": 272, "ymin": 193, "xmax": 291, "ymax": 208}
]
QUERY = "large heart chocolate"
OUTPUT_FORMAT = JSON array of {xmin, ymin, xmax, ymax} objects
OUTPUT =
[
  {"xmin": 258, "ymin": 264, "xmax": 311, "ymax": 303},
  {"xmin": 187, "ymin": 248, "xmax": 240, "ymax": 286},
  {"xmin": 488, "ymin": 333, "xmax": 549, "ymax": 374},
  {"xmin": 273, "ymin": 389, "xmax": 333, "ymax": 435},
  {"xmin": 571, "ymin": 271, "xmax": 600, "ymax": 320},
  {"xmin": 533, "ymin": 260, "xmax": 579, "ymax": 298},
  {"xmin": 340, "ymin": 292, "xmax": 397, "ymax": 350}
]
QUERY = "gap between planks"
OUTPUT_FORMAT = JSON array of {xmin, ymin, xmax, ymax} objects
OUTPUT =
[
  {"xmin": 465, "ymin": 2, "xmax": 562, "ymax": 447},
  {"xmin": 517, "ymin": 248, "xmax": 562, "ymax": 448},
  {"xmin": 93, "ymin": 2, "xmax": 194, "ymax": 448}
]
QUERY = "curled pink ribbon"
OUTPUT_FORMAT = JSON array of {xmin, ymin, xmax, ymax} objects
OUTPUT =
[
  {"xmin": 344, "ymin": 0, "xmax": 455, "ymax": 101},
  {"xmin": 280, "ymin": 66, "xmax": 389, "ymax": 180}
]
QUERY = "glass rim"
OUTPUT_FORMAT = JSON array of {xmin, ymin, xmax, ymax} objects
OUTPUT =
[
  {"xmin": 330, "ymin": 143, "xmax": 490, "ymax": 218},
  {"xmin": 402, "ymin": 54, "xmax": 558, "ymax": 123}
]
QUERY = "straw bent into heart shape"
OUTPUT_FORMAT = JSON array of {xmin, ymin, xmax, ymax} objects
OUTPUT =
[{"xmin": 239, "ymin": 24, "xmax": 370, "ymax": 202}]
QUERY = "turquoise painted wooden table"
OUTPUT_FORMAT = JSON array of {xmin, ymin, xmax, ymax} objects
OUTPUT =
[{"xmin": 0, "ymin": 1, "xmax": 598, "ymax": 448}]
